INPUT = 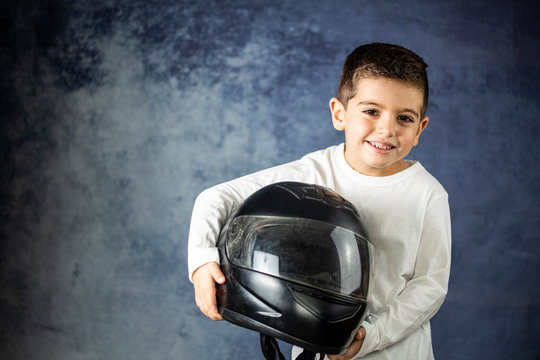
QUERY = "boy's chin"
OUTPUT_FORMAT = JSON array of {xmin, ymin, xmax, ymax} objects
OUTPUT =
[{"xmin": 361, "ymin": 160, "xmax": 409, "ymax": 177}]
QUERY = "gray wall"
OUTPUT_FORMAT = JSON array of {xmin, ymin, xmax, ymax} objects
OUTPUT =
[{"xmin": 1, "ymin": 0, "xmax": 539, "ymax": 359}]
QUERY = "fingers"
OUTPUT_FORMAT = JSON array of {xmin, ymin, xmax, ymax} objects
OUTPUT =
[
  {"xmin": 209, "ymin": 262, "xmax": 226, "ymax": 284},
  {"xmin": 327, "ymin": 332, "xmax": 365, "ymax": 360},
  {"xmin": 327, "ymin": 341, "xmax": 361, "ymax": 360},
  {"xmin": 195, "ymin": 284, "xmax": 223, "ymax": 320},
  {"xmin": 193, "ymin": 262, "xmax": 226, "ymax": 321},
  {"xmin": 356, "ymin": 326, "xmax": 366, "ymax": 340}
]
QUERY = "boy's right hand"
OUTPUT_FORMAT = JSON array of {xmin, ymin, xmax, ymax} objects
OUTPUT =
[{"xmin": 193, "ymin": 261, "xmax": 226, "ymax": 321}]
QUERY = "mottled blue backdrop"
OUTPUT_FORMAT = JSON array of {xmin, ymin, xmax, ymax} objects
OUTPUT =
[{"xmin": 1, "ymin": 0, "xmax": 539, "ymax": 359}]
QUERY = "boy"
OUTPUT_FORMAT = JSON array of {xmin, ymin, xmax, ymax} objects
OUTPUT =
[{"xmin": 188, "ymin": 43, "xmax": 451, "ymax": 359}]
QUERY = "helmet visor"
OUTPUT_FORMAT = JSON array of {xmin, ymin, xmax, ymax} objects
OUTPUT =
[{"xmin": 225, "ymin": 216, "xmax": 373, "ymax": 301}]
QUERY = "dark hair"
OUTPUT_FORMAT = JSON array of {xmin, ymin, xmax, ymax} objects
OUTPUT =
[{"xmin": 337, "ymin": 43, "xmax": 429, "ymax": 117}]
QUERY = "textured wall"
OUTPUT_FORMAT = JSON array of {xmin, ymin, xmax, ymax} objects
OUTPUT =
[{"xmin": 1, "ymin": 0, "xmax": 539, "ymax": 359}]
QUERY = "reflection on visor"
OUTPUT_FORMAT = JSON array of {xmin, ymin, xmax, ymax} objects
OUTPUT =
[{"xmin": 226, "ymin": 216, "xmax": 373, "ymax": 300}]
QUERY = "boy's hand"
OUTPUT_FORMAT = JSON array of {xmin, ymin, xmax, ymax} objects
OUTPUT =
[
  {"xmin": 192, "ymin": 261, "xmax": 226, "ymax": 321},
  {"xmin": 327, "ymin": 327, "xmax": 366, "ymax": 360}
]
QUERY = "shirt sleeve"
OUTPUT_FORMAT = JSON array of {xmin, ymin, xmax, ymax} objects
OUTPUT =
[
  {"xmin": 355, "ymin": 193, "xmax": 452, "ymax": 357},
  {"xmin": 187, "ymin": 157, "xmax": 317, "ymax": 282}
]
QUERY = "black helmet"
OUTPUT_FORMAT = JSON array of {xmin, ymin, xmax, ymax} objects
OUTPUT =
[{"xmin": 217, "ymin": 182, "xmax": 373, "ymax": 359}]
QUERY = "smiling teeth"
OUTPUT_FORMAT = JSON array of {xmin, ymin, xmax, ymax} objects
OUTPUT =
[{"xmin": 369, "ymin": 141, "xmax": 393, "ymax": 150}]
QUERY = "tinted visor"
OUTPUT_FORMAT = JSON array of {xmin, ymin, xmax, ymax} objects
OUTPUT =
[{"xmin": 226, "ymin": 216, "xmax": 373, "ymax": 301}]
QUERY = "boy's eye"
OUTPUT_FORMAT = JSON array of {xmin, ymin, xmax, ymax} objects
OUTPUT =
[
  {"xmin": 364, "ymin": 109, "xmax": 379, "ymax": 116},
  {"xmin": 398, "ymin": 115, "xmax": 414, "ymax": 123}
]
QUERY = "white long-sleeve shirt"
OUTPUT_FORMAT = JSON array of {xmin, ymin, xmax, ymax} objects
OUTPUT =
[{"xmin": 188, "ymin": 144, "xmax": 451, "ymax": 359}]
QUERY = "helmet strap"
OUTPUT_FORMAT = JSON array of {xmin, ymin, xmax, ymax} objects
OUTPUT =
[
  {"xmin": 260, "ymin": 334, "xmax": 286, "ymax": 360},
  {"xmin": 259, "ymin": 333, "xmax": 323, "ymax": 360}
]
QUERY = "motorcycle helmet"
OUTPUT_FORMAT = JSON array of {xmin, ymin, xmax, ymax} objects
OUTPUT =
[{"xmin": 216, "ymin": 182, "xmax": 374, "ymax": 358}]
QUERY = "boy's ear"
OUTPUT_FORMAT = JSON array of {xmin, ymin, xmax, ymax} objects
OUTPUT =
[
  {"xmin": 413, "ymin": 116, "xmax": 430, "ymax": 146},
  {"xmin": 329, "ymin": 97, "xmax": 346, "ymax": 131}
]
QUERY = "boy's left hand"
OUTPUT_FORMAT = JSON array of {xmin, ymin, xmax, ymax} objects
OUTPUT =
[{"xmin": 327, "ymin": 327, "xmax": 366, "ymax": 360}]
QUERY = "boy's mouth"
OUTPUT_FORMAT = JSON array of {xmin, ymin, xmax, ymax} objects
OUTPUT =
[{"xmin": 366, "ymin": 140, "xmax": 395, "ymax": 150}]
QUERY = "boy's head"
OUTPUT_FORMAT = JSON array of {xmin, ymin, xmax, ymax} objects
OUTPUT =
[{"xmin": 337, "ymin": 43, "xmax": 429, "ymax": 117}]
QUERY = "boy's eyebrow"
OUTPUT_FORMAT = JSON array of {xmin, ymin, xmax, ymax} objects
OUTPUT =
[
  {"xmin": 401, "ymin": 108, "xmax": 420, "ymax": 119},
  {"xmin": 356, "ymin": 101, "xmax": 420, "ymax": 119},
  {"xmin": 357, "ymin": 101, "xmax": 380, "ymax": 107}
]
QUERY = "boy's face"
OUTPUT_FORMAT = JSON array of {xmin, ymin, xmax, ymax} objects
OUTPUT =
[{"xmin": 330, "ymin": 77, "xmax": 429, "ymax": 177}]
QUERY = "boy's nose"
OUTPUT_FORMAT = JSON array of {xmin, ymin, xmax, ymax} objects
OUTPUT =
[{"xmin": 376, "ymin": 117, "xmax": 396, "ymax": 136}]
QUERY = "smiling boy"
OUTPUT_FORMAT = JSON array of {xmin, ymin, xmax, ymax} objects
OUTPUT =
[
  {"xmin": 188, "ymin": 43, "xmax": 451, "ymax": 359},
  {"xmin": 330, "ymin": 77, "xmax": 429, "ymax": 177}
]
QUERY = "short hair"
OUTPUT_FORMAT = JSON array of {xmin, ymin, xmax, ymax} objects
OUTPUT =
[{"xmin": 337, "ymin": 43, "xmax": 429, "ymax": 117}]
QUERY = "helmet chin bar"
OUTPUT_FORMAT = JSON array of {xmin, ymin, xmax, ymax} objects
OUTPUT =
[{"xmin": 217, "ymin": 265, "xmax": 367, "ymax": 355}]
